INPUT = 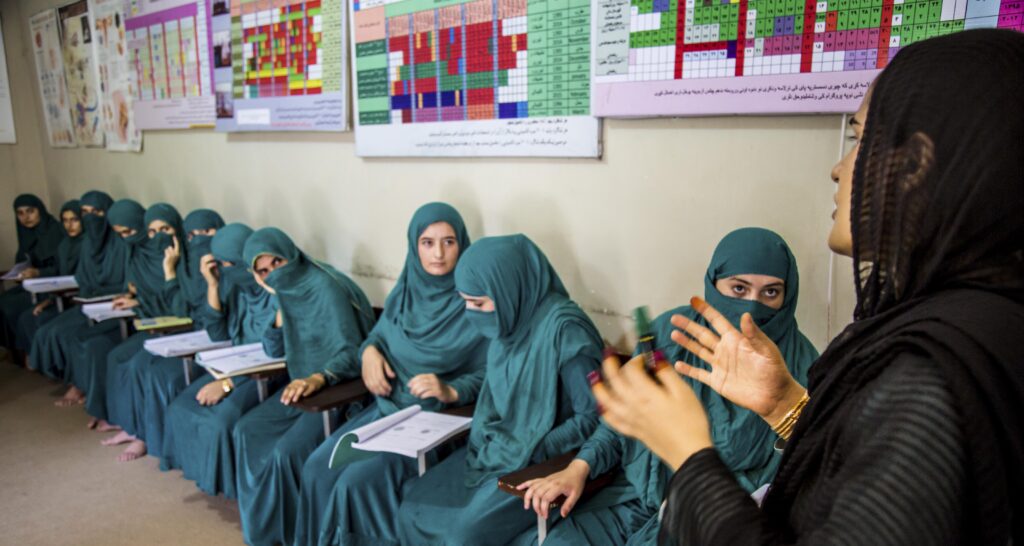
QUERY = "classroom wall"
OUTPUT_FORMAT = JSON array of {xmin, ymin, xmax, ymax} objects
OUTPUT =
[
  {"xmin": 5, "ymin": 0, "xmax": 858, "ymax": 351},
  {"xmin": 0, "ymin": 0, "xmax": 50, "ymax": 266}
]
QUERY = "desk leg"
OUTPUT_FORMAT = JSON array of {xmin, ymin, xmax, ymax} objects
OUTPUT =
[
  {"xmin": 417, "ymin": 452, "xmax": 427, "ymax": 477},
  {"xmin": 322, "ymin": 411, "xmax": 332, "ymax": 439},
  {"xmin": 257, "ymin": 378, "xmax": 268, "ymax": 403},
  {"xmin": 31, "ymin": 293, "xmax": 38, "ymax": 305},
  {"xmin": 56, "ymin": 297, "xmax": 64, "ymax": 313},
  {"xmin": 537, "ymin": 514, "xmax": 548, "ymax": 545},
  {"xmin": 119, "ymin": 319, "xmax": 128, "ymax": 340},
  {"xmin": 182, "ymin": 356, "xmax": 193, "ymax": 386}
]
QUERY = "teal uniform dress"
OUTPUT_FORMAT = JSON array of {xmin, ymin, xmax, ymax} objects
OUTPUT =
[
  {"xmin": 79, "ymin": 202, "xmax": 182, "ymax": 426},
  {"xmin": 1, "ymin": 194, "xmax": 65, "ymax": 350},
  {"xmin": 160, "ymin": 223, "xmax": 278, "ymax": 498},
  {"xmin": 14, "ymin": 200, "xmax": 83, "ymax": 351},
  {"xmin": 30, "ymin": 191, "xmax": 125, "ymax": 384},
  {"xmin": 295, "ymin": 203, "xmax": 489, "ymax": 546},
  {"xmin": 519, "ymin": 227, "xmax": 820, "ymax": 546},
  {"xmin": 127, "ymin": 209, "xmax": 225, "ymax": 458},
  {"xmin": 396, "ymin": 234, "xmax": 603, "ymax": 546},
  {"xmin": 233, "ymin": 228, "xmax": 376, "ymax": 546}
]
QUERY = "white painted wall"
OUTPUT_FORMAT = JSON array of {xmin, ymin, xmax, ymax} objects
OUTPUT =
[{"xmin": 4, "ymin": 0, "xmax": 857, "ymax": 350}]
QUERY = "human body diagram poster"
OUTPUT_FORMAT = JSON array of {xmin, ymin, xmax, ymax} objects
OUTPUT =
[
  {"xmin": 89, "ymin": 0, "xmax": 144, "ymax": 151},
  {"xmin": 58, "ymin": 1, "xmax": 104, "ymax": 146},
  {"xmin": 30, "ymin": 9, "xmax": 77, "ymax": 147}
]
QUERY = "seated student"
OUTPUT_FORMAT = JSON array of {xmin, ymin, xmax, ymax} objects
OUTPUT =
[
  {"xmin": 160, "ymin": 223, "xmax": 277, "ymax": 498},
  {"xmin": 14, "ymin": 200, "xmax": 83, "ymax": 354},
  {"xmin": 233, "ymin": 227, "xmax": 376, "ymax": 546},
  {"xmin": 70, "ymin": 202, "xmax": 183, "ymax": 459},
  {"xmin": 111, "ymin": 209, "xmax": 225, "ymax": 462},
  {"xmin": 395, "ymin": 234, "xmax": 602, "ymax": 546},
  {"xmin": 295, "ymin": 202, "xmax": 489, "ymax": 546},
  {"xmin": 1, "ymin": 194, "xmax": 65, "ymax": 354},
  {"xmin": 30, "ymin": 191, "xmax": 126, "ymax": 405},
  {"xmin": 515, "ymin": 227, "xmax": 818, "ymax": 545}
]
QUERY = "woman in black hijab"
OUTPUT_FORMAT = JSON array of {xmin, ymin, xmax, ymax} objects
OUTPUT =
[{"xmin": 592, "ymin": 29, "xmax": 1023, "ymax": 544}]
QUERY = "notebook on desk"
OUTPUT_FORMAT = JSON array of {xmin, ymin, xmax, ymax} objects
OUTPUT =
[{"xmin": 196, "ymin": 343, "xmax": 286, "ymax": 379}]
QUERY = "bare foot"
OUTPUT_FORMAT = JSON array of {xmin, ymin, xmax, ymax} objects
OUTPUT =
[
  {"xmin": 101, "ymin": 431, "xmax": 135, "ymax": 446},
  {"xmin": 87, "ymin": 418, "xmax": 122, "ymax": 432},
  {"xmin": 117, "ymin": 440, "xmax": 147, "ymax": 462},
  {"xmin": 55, "ymin": 386, "xmax": 85, "ymax": 408}
]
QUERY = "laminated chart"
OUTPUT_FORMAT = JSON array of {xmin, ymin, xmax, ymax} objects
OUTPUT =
[
  {"xmin": 592, "ymin": 0, "xmax": 1023, "ymax": 116},
  {"xmin": 126, "ymin": 0, "xmax": 216, "ymax": 129},
  {"xmin": 58, "ymin": 0, "xmax": 104, "ymax": 146},
  {"xmin": 29, "ymin": 9, "xmax": 77, "ymax": 147},
  {"xmin": 211, "ymin": 0, "xmax": 347, "ymax": 131},
  {"xmin": 89, "ymin": 0, "xmax": 144, "ymax": 151},
  {"xmin": 350, "ymin": 0, "xmax": 601, "ymax": 157}
]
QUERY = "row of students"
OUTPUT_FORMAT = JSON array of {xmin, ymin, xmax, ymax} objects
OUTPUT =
[{"xmin": 3, "ymin": 192, "xmax": 815, "ymax": 545}]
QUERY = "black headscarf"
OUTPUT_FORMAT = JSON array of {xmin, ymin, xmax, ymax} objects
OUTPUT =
[
  {"xmin": 13, "ymin": 194, "xmax": 64, "ymax": 270},
  {"xmin": 764, "ymin": 29, "xmax": 1024, "ymax": 544}
]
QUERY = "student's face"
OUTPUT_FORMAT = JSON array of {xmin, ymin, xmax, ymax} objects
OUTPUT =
[
  {"xmin": 459, "ymin": 293, "xmax": 495, "ymax": 312},
  {"xmin": 16, "ymin": 206, "xmax": 41, "ymax": 228},
  {"xmin": 829, "ymin": 92, "xmax": 870, "ymax": 257},
  {"xmin": 112, "ymin": 225, "xmax": 137, "ymax": 238},
  {"xmin": 147, "ymin": 219, "xmax": 176, "ymax": 238},
  {"xmin": 62, "ymin": 210, "xmax": 82, "ymax": 237},
  {"xmin": 417, "ymin": 222, "xmax": 459, "ymax": 276},
  {"xmin": 714, "ymin": 274, "xmax": 785, "ymax": 309},
  {"xmin": 81, "ymin": 204, "xmax": 104, "ymax": 217},
  {"xmin": 189, "ymin": 227, "xmax": 217, "ymax": 242},
  {"xmin": 253, "ymin": 254, "xmax": 288, "ymax": 281}
]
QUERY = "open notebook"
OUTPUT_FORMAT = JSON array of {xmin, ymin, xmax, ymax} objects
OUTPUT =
[
  {"xmin": 134, "ymin": 316, "xmax": 193, "ymax": 331},
  {"xmin": 81, "ymin": 302, "xmax": 136, "ymax": 322},
  {"xmin": 196, "ymin": 343, "xmax": 286, "ymax": 380},
  {"xmin": 329, "ymin": 405, "xmax": 472, "ymax": 475},
  {"xmin": 1, "ymin": 262, "xmax": 29, "ymax": 280},
  {"xmin": 22, "ymin": 275, "xmax": 78, "ymax": 293},
  {"xmin": 143, "ymin": 330, "xmax": 231, "ymax": 358},
  {"xmin": 73, "ymin": 293, "xmax": 120, "ymax": 303}
]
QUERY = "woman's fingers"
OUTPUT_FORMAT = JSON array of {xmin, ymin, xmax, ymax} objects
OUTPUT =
[
  {"xmin": 674, "ymin": 361, "xmax": 714, "ymax": 387},
  {"xmin": 383, "ymin": 361, "xmax": 396, "ymax": 379},
  {"xmin": 669, "ymin": 330, "xmax": 716, "ymax": 366},
  {"xmin": 670, "ymin": 314, "xmax": 720, "ymax": 354},
  {"xmin": 561, "ymin": 486, "xmax": 583, "ymax": 518},
  {"xmin": 690, "ymin": 297, "xmax": 740, "ymax": 339}
]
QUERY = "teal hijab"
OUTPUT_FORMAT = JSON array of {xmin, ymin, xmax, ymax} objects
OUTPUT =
[
  {"xmin": 242, "ymin": 227, "xmax": 376, "ymax": 380},
  {"xmin": 13, "ymin": 193, "xmax": 64, "ymax": 269},
  {"xmin": 653, "ymin": 227, "xmax": 818, "ymax": 491},
  {"xmin": 56, "ymin": 200, "xmax": 84, "ymax": 275},
  {"xmin": 75, "ymin": 191, "xmax": 126, "ymax": 297},
  {"xmin": 362, "ymin": 202, "xmax": 488, "ymax": 415},
  {"xmin": 210, "ymin": 223, "xmax": 276, "ymax": 344},
  {"xmin": 179, "ymin": 209, "xmax": 225, "ymax": 315},
  {"xmin": 455, "ymin": 235, "xmax": 603, "ymax": 487}
]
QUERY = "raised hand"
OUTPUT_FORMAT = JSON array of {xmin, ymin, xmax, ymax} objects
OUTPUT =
[
  {"xmin": 516, "ymin": 459, "xmax": 590, "ymax": 519},
  {"xmin": 163, "ymin": 236, "xmax": 181, "ymax": 279},
  {"xmin": 199, "ymin": 254, "xmax": 219, "ymax": 286},
  {"xmin": 591, "ymin": 354, "xmax": 712, "ymax": 471},
  {"xmin": 361, "ymin": 345, "xmax": 395, "ymax": 397},
  {"xmin": 670, "ymin": 296, "xmax": 806, "ymax": 425}
]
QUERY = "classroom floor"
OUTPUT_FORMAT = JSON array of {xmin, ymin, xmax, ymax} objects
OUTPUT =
[{"xmin": 0, "ymin": 357, "xmax": 245, "ymax": 546}]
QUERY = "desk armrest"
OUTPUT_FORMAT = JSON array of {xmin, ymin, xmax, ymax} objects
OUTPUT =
[
  {"xmin": 497, "ymin": 451, "xmax": 617, "ymax": 508},
  {"xmin": 247, "ymin": 367, "xmax": 289, "ymax": 382},
  {"xmin": 294, "ymin": 378, "xmax": 370, "ymax": 413}
]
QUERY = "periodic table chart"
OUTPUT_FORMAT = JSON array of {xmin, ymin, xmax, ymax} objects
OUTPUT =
[
  {"xmin": 591, "ymin": 0, "xmax": 1023, "ymax": 115},
  {"xmin": 349, "ymin": 0, "xmax": 601, "ymax": 156},
  {"xmin": 210, "ymin": 0, "xmax": 348, "ymax": 131}
]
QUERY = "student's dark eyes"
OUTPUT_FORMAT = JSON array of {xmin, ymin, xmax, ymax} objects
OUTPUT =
[
  {"xmin": 763, "ymin": 288, "xmax": 781, "ymax": 298},
  {"xmin": 730, "ymin": 285, "xmax": 747, "ymax": 294}
]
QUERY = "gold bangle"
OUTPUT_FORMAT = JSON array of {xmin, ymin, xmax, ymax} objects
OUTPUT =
[{"xmin": 772, "ymin": 392, "xmax": 809, "ymax": 441}]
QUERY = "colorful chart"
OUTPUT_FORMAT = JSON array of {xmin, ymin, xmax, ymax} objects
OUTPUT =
[
  {"xmin": 211, "ymin": 0, "xmax": 347, "ymax": 132},
  {"xmin": 125, "ymin": 0, "xmax": 216, "ymax": 129},
  {"xmin": 29, "ymin": 9, "xmax": 77, "ymax": 147},
  {"xmin": 89, "ymin": 0, "xmax": 144, "ymax": 151},
  {"xmin": 592, "ymin": 0, "xmax": 1023, "ymax": 115},
  {"xmin": 58, "ymin": 1, "xmax": 104, "ymax": 147},
  {"xmin": 350, "ymin": 0, "xmax": 600, "ymax": 156}
]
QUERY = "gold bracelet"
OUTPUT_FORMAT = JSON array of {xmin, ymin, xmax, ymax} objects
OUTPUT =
[{"xmin": 772, "ymin": 391, "xmax": 809, "ymax": 441}]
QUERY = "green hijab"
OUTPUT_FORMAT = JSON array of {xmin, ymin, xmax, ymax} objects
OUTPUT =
[
  {"xmin": 455, "ymin": 235, "xmax": 603, "ymax": 487},
  {"xmin": 242, "ymin": 227, "xmax": 376, "ymax": 381},
  {"xmin": 178, "ymin": 209, "xmax": 225, "ymax": 316},
  {"xmin": 74, "ymin": 191, "xmax": 126, "ymax": 297},
  {"xmin": 209, "ymin": 223, "xmax": 276, "ymax": 344},
  {"xmin": 56, "ymin": 200, "xmax": 84, "ymax": 276},
  {"xmin": 652, "ymin": 227, "xmax": 818, "ymax": 492},
  {"xmin": 362, "ymin": 202, "xmax": 488, "ymax": 415},
  {"xmin": 13, "ymin": 193, "xmax": 64, "ymax": 270}
]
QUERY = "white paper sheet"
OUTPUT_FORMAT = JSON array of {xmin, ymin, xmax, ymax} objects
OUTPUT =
[
  {"xmin": 143, "ymin": 330, "xmax": 231, "ymax": 357},
  {"xmin": 22, "ymin": 275, "xmax": 78, "ymax": 293}
]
